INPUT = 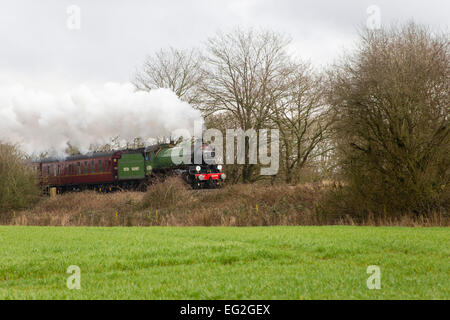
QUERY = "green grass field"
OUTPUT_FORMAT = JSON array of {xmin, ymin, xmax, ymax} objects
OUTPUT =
[{"xmin": 0, "ymin": 226, "xmax": 448, "ymax": 299}]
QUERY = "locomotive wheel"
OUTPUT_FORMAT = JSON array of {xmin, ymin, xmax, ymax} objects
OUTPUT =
[{"xmin": 136, "ymin": 181, "xmax": 148, "ymax": 192}]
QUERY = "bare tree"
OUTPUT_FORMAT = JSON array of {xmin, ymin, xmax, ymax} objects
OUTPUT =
[
  {"xmin": 271, "ymin": 63, "xmax": 332, "ymax": 183},
  {"xmin": 133, "ymin": 47, "xmax": 204, "ymax": 105},
  {"xmin": 200, "ymin": 28, "xmax": 292, "ymax": 182}
]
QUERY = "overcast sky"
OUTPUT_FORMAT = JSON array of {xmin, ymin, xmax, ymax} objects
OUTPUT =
[{"xmin": 0, "ymin": 0, "xmax": 448, "ymax": 88}]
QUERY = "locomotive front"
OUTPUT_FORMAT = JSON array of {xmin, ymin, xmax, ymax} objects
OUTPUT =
[{"xmin": 188, "ymin": 143, "xmax": 226, "ymax": 189}]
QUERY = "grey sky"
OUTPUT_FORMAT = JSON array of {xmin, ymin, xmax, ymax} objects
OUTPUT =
[{"xmin": 0, "ymin": 0, "xmax": 448, "ymax": 87}]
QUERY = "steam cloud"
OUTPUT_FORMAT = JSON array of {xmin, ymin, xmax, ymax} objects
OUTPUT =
[{"xmin": 0, "ymin": 82, "xmax": 203, "ymax": 155}]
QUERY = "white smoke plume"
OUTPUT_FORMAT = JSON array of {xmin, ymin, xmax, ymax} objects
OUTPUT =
[{"xmin": 0, "ymin": 82, "xmax": 203, "ymax": 155}]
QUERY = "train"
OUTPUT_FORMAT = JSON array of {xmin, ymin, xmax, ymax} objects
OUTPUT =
[{"xmin": 33, "ymin": 141, "xmax": 226, "ymax": 192}]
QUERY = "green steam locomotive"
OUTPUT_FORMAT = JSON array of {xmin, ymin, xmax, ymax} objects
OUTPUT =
[{"xmin": 35, "ymin": 141, "xmax": 226, "ymax": 192}]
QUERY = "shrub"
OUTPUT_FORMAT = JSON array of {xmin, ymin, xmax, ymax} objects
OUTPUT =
[
  {"xmin": 140, "ymin": 177, "xmax": 192, "ymax": 210},
  {"xmin": 328, "ymin": 23, "xmax": 449, "ymax": 216},
  {"xmin": 0, "ymin": 143, "xmax": 40, "ymax": 215}
]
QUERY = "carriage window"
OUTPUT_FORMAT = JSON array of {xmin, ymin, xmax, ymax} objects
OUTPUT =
[
  {"xmin": 53, "ymin": 165, "xmax": 57, "ymax": 176},
  {"xmin": 92, "ymin": 160, "xmax": 96, "ymax": 173},
  {"xmin": 84, "ymin": 161, "xmax": 88, "ymax": 174},
  {"xmin": 98, "ymin": 160, "xmax": 103, "ymax": 172},
  {"xmin": 57, "ymin": 165, "xmax": 60, "ymax": 176},
  {"xmin": 77, "ymin": 162, "xmax": 81, "ymax": 175}
]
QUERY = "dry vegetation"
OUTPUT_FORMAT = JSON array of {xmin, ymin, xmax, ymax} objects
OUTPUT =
[{"xmin": 2, "ymin": 178, "xmax": 448, "ymax": 227}]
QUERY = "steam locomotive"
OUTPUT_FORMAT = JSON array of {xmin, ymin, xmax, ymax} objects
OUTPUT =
[{"xmin": 33, "ymin": 141, "xmax": 226, "ymax": 192}]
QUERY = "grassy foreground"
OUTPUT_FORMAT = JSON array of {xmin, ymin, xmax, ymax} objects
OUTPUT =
[{"xmin": 0, "ymin": 226, "xmax": 448, "ymax": 299}]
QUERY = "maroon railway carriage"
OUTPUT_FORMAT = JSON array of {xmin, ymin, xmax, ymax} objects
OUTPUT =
[{"xmin": 36, "ymin": 151, "xmax": 119, "ymax": 192}]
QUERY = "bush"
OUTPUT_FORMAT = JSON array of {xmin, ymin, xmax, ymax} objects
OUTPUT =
[
  {"xmin": 328, "ymin": 23, "xmax": 449, "ymax": 216},
  {"xmin": 0, "ymin": 143, "xmax": 40, "ymax": 214},
  {"xmin": 140, "ymin": 177, "xmax": 192, "ymax": 210}
]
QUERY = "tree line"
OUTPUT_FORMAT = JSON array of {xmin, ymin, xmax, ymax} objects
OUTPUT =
[{"xmin": 133, "ymin": 22, "xmax": 449, "ymax": 216}]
